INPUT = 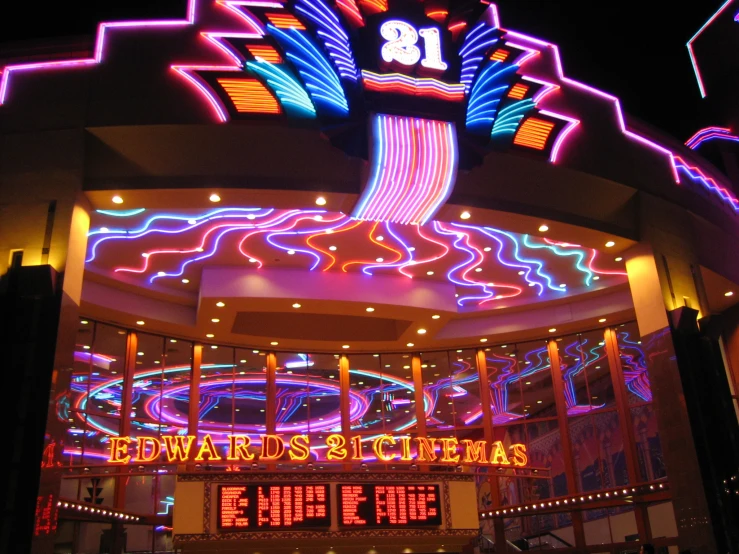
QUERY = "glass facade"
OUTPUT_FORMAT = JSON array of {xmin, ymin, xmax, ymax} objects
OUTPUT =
[{"xmin": 54, "ymin": 318, "xmax": 670, "ymax": 552}]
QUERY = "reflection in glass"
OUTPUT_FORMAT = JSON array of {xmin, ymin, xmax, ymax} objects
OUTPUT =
[{"xmin": 617, "ymin": 323, "xmax": 652, "ymax": 404}]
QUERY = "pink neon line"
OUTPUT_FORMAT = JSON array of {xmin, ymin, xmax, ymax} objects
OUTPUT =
[
  {"xmin": 366, "ymin": 115, "xmax": 401, "ymax": 221},
  {"xmin": 171, "ymin": 65, "xmax": 238, "ymax": 122},
  {"xmin": 538, "ymin": 109, "xmax": 581, "ymax": 163},
  {"xmin": 201, "ymin": 32, "xmax": 263, "ymax": 65},
  {"xmin": 587, "ymin": 250, "xmax": 627, "ymax": 277},
  {"xmin": 674, "ymin": 155, "xmax": 739, "ymax": 208},
  {"xmin": 685, "ymin": 126, "xmax": 739, "ymax": 149},
  {"xmin": 0, "ymin": 0, "xmax": 197, "ymax": 105},
  {"xmin": 395, "ymin": 119, "xmax": 427, "ymax": 224},
  {"xmin": 687, "ymin": 0, "xmax": 735, "ymax": 98},
  {"xmin": 217, "ymin": 1, "xmax": 268, "ymax": 33},
  {"xmin": 479, "ymin": 283, "xmax": 523, "ymax": 304},
  {"xmin": 504, "ymin": 41, "xmax": 540, "ymax": 66},
  {"xmin": 384, "ymin": 117, "xmax": 414, "ymax": 221},
  {"xmin": 520, "ymin": 75, "xmax": 559, "ymax": 103},
  {"xmin": 415, "ymin": 121, "xmax": 448, "ymax": 224},
  {"xmin": 503, "ymin": 29, "xmax": 680, "ymax": 182}
]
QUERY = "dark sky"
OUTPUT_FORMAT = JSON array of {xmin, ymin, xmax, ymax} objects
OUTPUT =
[{"xmin": 0, "ymin": 0, "xmax": 725, "ymax": 141}]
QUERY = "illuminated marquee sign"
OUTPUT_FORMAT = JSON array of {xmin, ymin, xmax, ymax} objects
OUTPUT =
[
  {"xmin": 218, "ymin": 484, "xmax": 330, "ymax": 530},
  {"xmin": 380, "ymin": 20, "xmax": 447, "ymax": 71},
  {"xmin": 107, "ymin": 434, "xmax": 528, "ymax": 467},
  {"xmin": 339, "ymin": 484, "xmax": 441, "ymax": 527}
]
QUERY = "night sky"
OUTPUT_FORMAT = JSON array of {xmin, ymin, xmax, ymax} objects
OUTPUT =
[{"xmin": 0, "ymin": 0, "xmax": 725, "ymax": 141}]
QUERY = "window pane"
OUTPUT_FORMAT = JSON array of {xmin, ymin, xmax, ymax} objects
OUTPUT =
[
  {"xmin": 131, "ymin": 333, "xmax": 164, "ymax": 423},
  {"xmin": 485, "ymin": 344, "xmax": 523, "ymax": 425},
  {"xmin": 450, "ymin": 348, "xmax": 481, "ymax": 428},
  {"xmin": 349, "ymin": 353, "xmax": 384, "ymax": 434},
  {"xmin": 199, "ymin": 345, "xmax": 234, "ymax": 441},
  {"xmin": 160, "ymin": 338, "xmax": 192, "ymax": 436},
  {"xmin": 421, "ymin": 350, "xmax": 455, "ymax": 430},
  {"xmin": 518, "ymin": 340, "xmax": 556, "ymax": 420},
  {"xmin": 592, "ymin": 410, "xmax": 629, "ymax": 487},
  {"xmin": 381, "ymin": 353, "xmax": 417, "ymax": 433},
  {"xmin": 632, "ymin": 404, "xmax": 666, "ymax": 481},
  {"xmin": 275, "ymin": 352, "xmax": 309, "ymax": 433},
  {"xmin": 234, "ymin": 348, "xmax": 267, "ymax": 434},
  {"xmin": 558, "ymin": 334, "xmax": 590, "ymax": 414},
  {"xmin": 616, "ymin": 322, "xmax": 652, "ymax": 404},
  {"xmin": 308, "ymin": 353, "xmax": 342, "ymax": 435},
  {"xmin": 88, "ymin": 323, "xmax": 128, "ymax": 419}
]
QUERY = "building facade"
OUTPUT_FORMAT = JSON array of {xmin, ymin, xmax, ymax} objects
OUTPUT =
[{"xmin": 1, "ymin": 1, "xmax": 739, "ymax": 553}]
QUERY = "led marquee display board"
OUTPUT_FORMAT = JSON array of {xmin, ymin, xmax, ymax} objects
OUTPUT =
[
  {"xmin": 339, "ymin": 484, "xmax": 442, "ymax": 528},
  {"xmin": 217, "ymin": 484, "xmax": 330, "ymax": 531}
]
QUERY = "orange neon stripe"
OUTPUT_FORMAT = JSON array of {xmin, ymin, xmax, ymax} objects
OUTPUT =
[
  {"xmin": 247, "ymin": 45, "xmax": 282, "ymax": 63},
  {"xmin": 508, "ymin": 83, "xmax": 529, "ymax": 100},
  {"xmin": 306, "ymin": 220, "xmax": 362, "ymax": 271},
  {"xmin": 360, "ymin": 0, "xmax": 388, "ymax": 13},
  {"xmin": 265, "ymin": 13, "xmax": 306, "ymax": 29},
  {"xmin": 341, "ymin": 221, "xmax": 402, "ymax": 272},
  {"xmin": 427, "ymin": 9, "xmax": 448, "ymax": 18},
  {"xmin": 513, "ymin": 118, "xmax": 556, "ymax": 150},
  {"xmin": 490, "ymin": 49, "xmax": 510, "ymax": 62},
  {"xmin": 217, "ymin": 78, "xmax": 281, "ymax": 114}
]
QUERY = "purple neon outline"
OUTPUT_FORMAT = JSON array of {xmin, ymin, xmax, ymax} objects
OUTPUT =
[
  {"xmin": 686, "ymin": 0, "xmax": 735, "ymax": 98},
  {"xmin": 538, "ymin": 109, "xmax": 581, "ymax": 163},
  {"xmin": 0, "ymin": 0, "xmax": 198, "ymax": 105},
  {"xmin": 502, "ymin": 28, "xmax": 680, "ymax": 182},
  {"xmin": 201, "ymin": 32, "xmax": 263, "ymax": 65},
  {"xmin": 685, "ymin": 126, "xmax": 739, "ymax": 149}
]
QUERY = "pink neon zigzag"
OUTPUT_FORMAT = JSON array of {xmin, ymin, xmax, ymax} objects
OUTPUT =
[
  {"xmin": 0, "ymin": 0, "xmax": 198, "ymax": 105},
  {"xmin": 685, "ymin": 126, "xmax": 739, "ymax": 149},
  {"xmin": 500, "ymin": 27, "xmax": 680, "ymax": 182}
]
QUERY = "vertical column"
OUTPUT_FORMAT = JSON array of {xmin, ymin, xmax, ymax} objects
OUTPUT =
[
  {"xmin": 624, "ymin": 243, "xmax": 718, "ymax": 553},
  {"xmin": 411, "ymin": 354, "xmax": 427, "ymax": 437},
  {"xmin": 475, "ymin": 349, "xmax": 506, "ymax": 550},
  {"xmin": 186, "ymin": 344, "xmax": 202, "ymax": 470},
  {"xmin": 547, "ymin": 339, "xmax": 586, "ymax": 549},
  {"xmin": 265, "ymin": 352, "xmax": 277, "ymax": 435},
  {"xmin": 339, "ymin": 354, "xmax": 352, "ymax": 469},
  {"xmin": 604, "ymin": 327, "xmax": 652, "ymax": 542},
  {"xmin": 113, "ymin": 331, "xmax": 138, "ymax": 519}
]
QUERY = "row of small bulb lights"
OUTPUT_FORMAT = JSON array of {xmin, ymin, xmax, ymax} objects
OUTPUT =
[
  {"xmin": 57, "ymin": 500, "xmax": 141, "ymax": 522},
  {"xmin": 480, "ymin": 482, "xmax": 667, "ymax": 518}
]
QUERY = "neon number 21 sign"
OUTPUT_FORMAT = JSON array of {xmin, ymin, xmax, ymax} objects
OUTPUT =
[{"xmin": 380, "ymin": 20, "xmax": 448, "ymax": 71}]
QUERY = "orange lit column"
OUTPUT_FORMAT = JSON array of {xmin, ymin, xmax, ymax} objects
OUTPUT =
[
  {"xmin": 412, "ymin": 354, "xmax": 428, "ymax": 472},
  {"xmin": 113, "ymin": 331, "xmax": 138, "ymax": 511},
  {"xmin": 186, "ymin": 343, "xmax": 202, "ymax": 469},
  {"xmin": 265, "ymin": 351, "xmax": 277, "ymax": 470},
  {"xmin": 624, "ymin": 243, "xmax": 717, "ymax": 552},
  {"xmin": 475, "ymin": 349, "xmax": 506, "ymax": 550},
  {"xmin": 339, "ymin": 354, "xmax": 352, "ymax": 469},
  {"xmin": 547, "ymin": 339, "xmax": 586, "ymax": 549},
  {"xmin": 604, "ymin": 327, "xmax": 652, "ymax": 542}
]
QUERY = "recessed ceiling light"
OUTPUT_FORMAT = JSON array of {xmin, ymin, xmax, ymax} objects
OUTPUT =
[
  {"xmin": 83, "ymin": 345, "xmax": 90, "ymax": 350},
  {"xmin": 216, "ymin": 301, "xmax": 225, "ymax": 307},
  {"xmin": 248, "ymin": 258, "xmax": 258, "ymax": 263},
  {"xmin": 314, "ymin": 215, "xmax": 323, "ymax": 221},
  {"xmin": 287, "ymin": 250, "xmax": 295, "ymax": 255},
  {"xmin": 315, "ymin": 196, "xmax": 327, "ymax": 206},
  {"xmin": 211, "ymin": 345, "xmax": 218, "ymax": 349},
  {"xmin": 112, "ymin": 195, "xmax": 123, "ymax": 204},
  {"xmin": 376, "ymin": 235, "xmax": 384, "ymax": 241},
  {"xmin": 292, "ymin": 303, "xmax": 301, "ymax": 308},
  {"xmin": 211, "ymin": 318, "xmax": 220, "ymax": 323},
  {"xmin": 137, "ymin": 352, "xmax": 144, "ymax": 356},
  {"xmin": 605, "ymin": 241, "xmax": 615, "ymax": 248},
  {"xmin": 538, "ymin": 224, "xmax": 549, "ymax": 232},
  {"xmin": 182, "ymin": 278, "xmax": 190, "ymax": 284},
  {"xmin": 426, "ymin": 271, "xmax": 434, "ymax": 276},
  {"xmin": 593, "ymin": 276, "xmax": 600, "ymax": 280},
  {"xmin": 136, "ymin": 320, "xmax": 145, "ymax": 326},
  {"xmin": 406, "ymin": 342, "xmax": 414, "ymax": 347},
  {"xmin": 366, "ymin": 307, "xmax": 375, "ymax": 312},
  {"xmin": 560, "ymin": 284, "xmax": 567, "ymax": 288},
  {"xmin": 253, "ymin": 350, "xmax": 259, "ymax": 353},
  {"xmin": 432, "ymin": 314, "xmax": 440, "ymax": 319},
  {"xmin": 342, "ymin": 345, "xmax": 350, "ymax": 349},
  {"xmin": 206, "ymin": 333, "xmax": 214, "ymax": 338},
  {"xmin": 80, "ymin": 320, "xmax": 89, "ymax": 325},
  {"xmin": 246, "ymin": 214, "xmax": 256, "ymax": 220},
  {"xmin": 141, "ymin": 253, "xmax": 149, "ymax": 258},
  {"xmin": 475, "ymin": 267, "xmax": 482, "ymax": 272},
  {"xmin": 157, "ymin": 271, "xmax": 165, "ymax": 276},
  {"xmin": 376, "ymin": 257, "xmax": 384, "ymax": 262},
  {"xmin": 170, "ymin": 339, "xmax": 177, "ymax": 343},
  {"xmin": 329, "ymin": 246, "xmax": 337, "ymax": 251},
  {"xmin": 460, "ymin": 211, "xmax": 471, "ymax": 220},
  {"xmin": 100, "ymin": 227, "xmax": 109, "ymax": 233},
  {"xmin": 270, "ymin": 341, "xmax": 279, "ymax": 346},
  {"xmin": 480, "ymin": 338, "xmax": 488, "ymax": 343},
  {"xmin": 599, "ymin": 318, "xmax": 607, "ymax": 323},
  {"xmin": 209, "ymin": 193, "xmax": 221, "ymax": 202},
  {"xmin": 483, "ymin": 246, "xmax": 492, "ymax": 252},
  {"xmin": 417, "ymin": 328, "xmax": 427, "ymax": 335},
  {"xmin": 187, "ymin": 219, "xmax": 197, "ymax": 225},
  {"xmin": 615, "ymin": 257, "xmax": 623, "ymax": 262},
  {"xmin": 725, "ymin": 291, "xmax": 734, "ymax": 297},
  {"xmin": 548, "ymin": 328, "xmax": 557, "ymax": 333}
]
